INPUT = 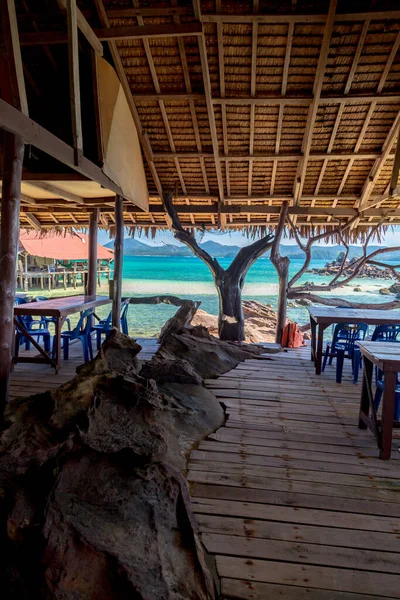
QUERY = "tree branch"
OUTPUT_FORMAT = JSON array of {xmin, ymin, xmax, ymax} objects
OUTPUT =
[
  {"xmin": 294, "ymin": 245, "xmax": 400, "ymax": 293},
  {"xmin": 287, "ymin": 215, "xmax": 358, "ymax": 288},
  {"xmin": 227, "ymin": 229, "xmax": 274, "ymax": 282},
  {"xmin": 162, "ymin": 191, "xmax": 223, "ymax": 280},
  {"xmin": 270, "ymin": 201, "xmax": 289, "ymax": 270},
  {"xmin": 288, "ymin": 291, "xmax": 400, "ymax": 310}
]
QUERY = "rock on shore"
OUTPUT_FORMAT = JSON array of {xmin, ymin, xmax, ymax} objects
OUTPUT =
[{"xmin": 192, "ymin": 300, "xmax": 278, "ymax": 343}]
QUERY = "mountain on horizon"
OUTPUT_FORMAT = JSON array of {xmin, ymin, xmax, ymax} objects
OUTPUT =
[{"xmin": 105, "ymin": 239, "xmax": 400, "ymax": 261}]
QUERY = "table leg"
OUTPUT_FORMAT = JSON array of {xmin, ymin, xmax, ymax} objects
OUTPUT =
[
  {"xmin": 315, "ymin": 324, "xmax": 328, "ymax": 375},
  {"xmin": 55, "ymin": 316, "xmax": 62, "ymax": 373},
  {"xmin": 358, "ymin": 356, "xmax": 373, "ymax": 429},
  {"xmin": 310, "ymin": 316, "xmax": 316, "ymax": 362},
  {"xmin": 380, "ymin": 370, "xmax": 396, "ymax": 460}
]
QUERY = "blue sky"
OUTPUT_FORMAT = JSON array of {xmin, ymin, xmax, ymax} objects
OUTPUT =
[{"xmin": 98, "ymin": 226, "xmax": 400, "ymax": 248}]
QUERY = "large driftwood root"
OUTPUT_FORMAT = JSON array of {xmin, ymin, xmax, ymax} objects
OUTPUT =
[{"xmin": 0, "ymin": 330, "xmax": 222, "ymax": 600}]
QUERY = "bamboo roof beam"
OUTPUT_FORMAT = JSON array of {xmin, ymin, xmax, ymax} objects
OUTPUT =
[
  {"xmin": 130, "ymin": 0, "xmax": 186, "ymax": 194},
  {"xmin": 24, "ymin": 212, "xmax": 41, "ymax": 230},
  {"xmin": 344, "ymin": 19, "xmax": 369, "ymax": 94},
  {"xmin": 202, "ymin": 11, "xmax": 400, "ymax": 23},
  {"xmin": 193, "ymin": 0, "xmax": 225, "ymax": 203},
  {"xmin": 93, "ymin": 0, "xmax": 163, "ymax": 198},
  {"xmin": 214, "ymin": 94, "xmax": 400, "ymax": 105},
  {"xmin": 377, "ymin": 30, "xmax": 400, "ymax": 93},
  {"xmin": 106, "ymin": 7, "xmax": 191, "ymax": 18},
  {"xmin": 308, "ymin": 103, "xmax": 345, "ymax": 221},
  {"xmin": 171, "ymin": 0, "xmax": 209, "ymax": 195},
  {"xmin": 19, "ymin": 22, "xmax": 203, "ymax": 45},
  {"xmin": 248, "ymin": 18, "xmax": 258, "ymax": 198},
  {"xmin": 155, "ymin": 151, "xmax": 382, "ymax": 160},
  {"xmin": 390, "ymin": 130, "xmax": 400, "ymax": 195},
  {"xmin": 294, "ymin": 0, "xmax": 337, "ymax": 206},
  {"xmin": 130, "ymin": 92, "xmax": 400, "ymax": 104},
  {"xmin": 359, "ymin": 111, "xmax": 400, "ymax": 209},
  {"xmin": 25, "ymin": 181, "xmax": 85, "ymax": 204}
]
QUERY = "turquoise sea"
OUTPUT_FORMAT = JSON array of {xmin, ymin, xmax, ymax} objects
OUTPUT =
[{"xmin": 109, "ymin": 255, "xmax": 396, "ymax": 338}]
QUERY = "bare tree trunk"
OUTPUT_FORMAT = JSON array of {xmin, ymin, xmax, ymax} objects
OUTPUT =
[
  {"xmin": 275, "ymin": 259, "xmax": 289, "ymax": 344},
  {"xmin": 216, "ymin": 273, "xmax": 245, "ymax": 341},
  {"xmin": 162, "ymin": 191, "xmax": 274, "ymax": 343},
  {"xmin": 270, "ymin": 201, "xmax": 290, "ymax": 344}
]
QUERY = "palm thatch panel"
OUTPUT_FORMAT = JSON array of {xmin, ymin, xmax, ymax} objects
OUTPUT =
[{"xmin": 10, "ymin": 0, "xmax": 400, "ymax": 233}]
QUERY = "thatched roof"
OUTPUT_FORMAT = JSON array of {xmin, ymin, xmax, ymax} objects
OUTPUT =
[{"xmin": 9, "ymin": 0, "xmax": 400, "ymax": 236}]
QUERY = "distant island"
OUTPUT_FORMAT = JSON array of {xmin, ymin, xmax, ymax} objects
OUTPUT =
[{"xmin": 105, "ymin": 239, "xmax": 400, "ymax": 261}]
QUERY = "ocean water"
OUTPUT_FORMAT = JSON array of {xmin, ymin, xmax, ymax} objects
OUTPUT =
[{"xmin": 106, "ymin": 255, "xmax": 396, "ymax": 338}]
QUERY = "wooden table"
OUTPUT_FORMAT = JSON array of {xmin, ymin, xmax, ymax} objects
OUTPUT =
[
  {"xmin": 13, "ymin": 295, "xmax": 111, "ymax": 372},
  {"xmin": 308, "ymin": 307, "xmax": 400, "ymax": 375},
  {"xmin": 357, "ymin": 341, "xmax": 400, "ymax": 460}
]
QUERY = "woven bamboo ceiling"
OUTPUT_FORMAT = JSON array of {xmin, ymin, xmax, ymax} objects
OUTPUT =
[{"xmin": 11, "ymin": 0, "xmax": 400, "ymax": 233}]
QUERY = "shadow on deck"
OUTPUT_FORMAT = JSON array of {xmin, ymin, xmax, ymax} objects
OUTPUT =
[
  {"xmin": 189, "ymin": 345, "xmax": 400, "ymax": 600},
  {"xmin": 9, "ymin": 336, "xmax": 158, "ymax": 401}
]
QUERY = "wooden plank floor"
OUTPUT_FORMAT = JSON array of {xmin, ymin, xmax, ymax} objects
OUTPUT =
[
  {"xmin": 9, "ymin": 336, "xmax": 158, "ymax": 400},
  {"xmin": 188, "ymin": 345, "xmax": 400, "ymax": 600}
]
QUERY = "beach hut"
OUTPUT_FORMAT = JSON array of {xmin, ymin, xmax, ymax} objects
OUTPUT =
[{"xmin": 17, "ymin": 230, "xmax": 114, "ymax": 291}]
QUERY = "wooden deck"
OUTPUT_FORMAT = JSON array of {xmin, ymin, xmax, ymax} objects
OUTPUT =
[
  {"xmin": 9, "ymin": 336, "xmax": 158, "ymax": 400},
  {"xmin": 188, "ymin": 345, "xmax": 400, "ymax": 599}
]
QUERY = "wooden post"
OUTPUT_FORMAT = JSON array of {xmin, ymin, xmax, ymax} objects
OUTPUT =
[
  {"xmin": 112, "ymin": 195, "xmax": 124, "ymax": 329},
  {"xmin": 87, "ymin": 209, "xmax": 99, "ymax": 296},
  {"xmin": 276, "ymin": 262, "xmax": 289, "ymax": 344},
  {"xmin": 0, "ymin": 132, "xmax": 24, "ymax": 414}
]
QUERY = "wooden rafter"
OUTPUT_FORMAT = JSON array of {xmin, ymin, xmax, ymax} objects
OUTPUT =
[
  {"xmin": 2, "ymin": 0, "xmax": 28, "ymax": 115},
  {"xmin": 390, "ymin": 129, "xmax": 400, "ymax": 195},
  {"xmin": 171, "ymin": 0, "xmax": 210, "ymax": 195},
  {"xmin": 344, "ymin": 19, "xmax": 369, "ymax": 94},
  {"xmin": 359, "ymin": 110, "xmax": 400, "ymax": 209},
  {"xmin": 19, "ymin": 22, "xmax": 203, "ymax": 45},
  {"xmin": 93, "ymin": 0, "xmax": 163, "ymax": 198},
  {"xmin": 25, "ymin": 181, "xmax": 85, "ymax": 204},
  {"xmin": 24, "ymin": 212, "xmax": 41, "ymax": 230},
  {"xmin": 193, "ymin": 0, "xmax": 225, "ymax": 202},
  {"xmin": 58, "ymin": 0, "xmax": 103, "ymax": 55},
  {"xmin": 377, "ymin": 30, "xmax": 400, "ymax": 93},
  {"xmin": 66, "ymin": 0, "xmax": 83, "ymax": 161},
  {"xmin": 132, "ymin": 1, "xmax": 186, "ymax": 195},
  {"xmin": 202, "ymin": 10, "xmax": 400, "ymax": 23},
  {"xmin": 294, "ymin": 0, "xmax": 337, "ymax": 206},
  {"xmin": 248, "ymin": 19, "xmax": 258, "ymax": 197}
]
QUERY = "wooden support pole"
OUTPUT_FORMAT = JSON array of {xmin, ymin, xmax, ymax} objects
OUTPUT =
[
  {"xmin": 87, "ymin": 209, "xmax": 99, "ymax": 296},
  {"xmin": 67, "ymin": 0, "xmax": 83, "ymax": 163},
  {"xmin": 112, "ymin": 195, "xmax": 124, "ymax": 329},
  {"xmin": 0, "ymin": 132, "xmax": 24, "ymax": 414}
]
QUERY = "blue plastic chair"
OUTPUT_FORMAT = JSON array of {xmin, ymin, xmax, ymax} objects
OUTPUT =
[
  {"xmin": 52, "ymin": 308, "xmax": 93, "ymax": 363},
  {"xmin": 322, "ymin": 322, "xmax": 368, "ymax": 384},
  {"xmin": 371, "ymin": 324, "xmax": 400, "ymax": 342},
  {"xmin": 14, "ymin": 315, "xmax": 51, "ymax": 355},
  {"xmin": 91, "ymin": 310, "xmax": 113, "ymax": 350},
  {"xmin": 374, "ymin": 365, "xmax": 400, "ymax": 421},
  {"xmin": 91, "ymin": 298, "xmax": 131, "ymax": 350},
  {"xmin": 120, "ymin": 298, "xmax": 130, "ymax": 335},
  {"xmin": 34, "ymin": 296, "xmax": 71, "ymax": 331}
]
